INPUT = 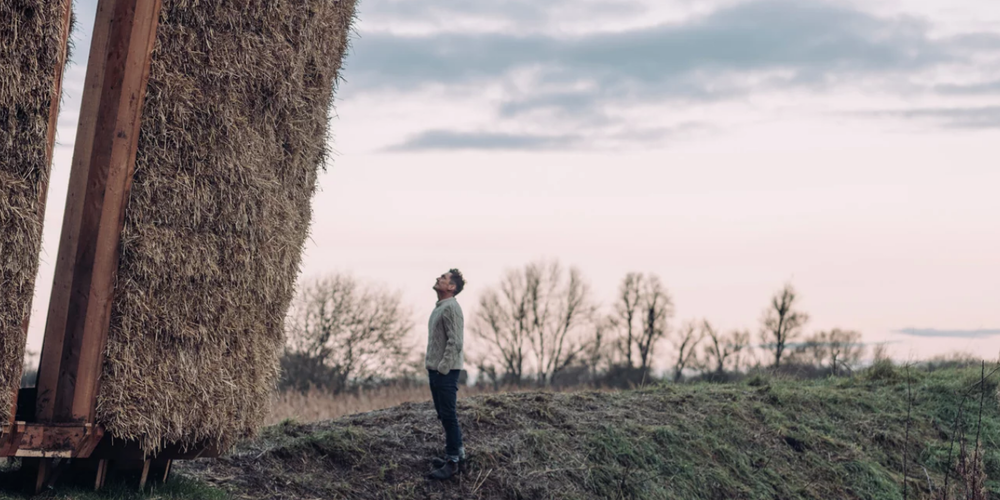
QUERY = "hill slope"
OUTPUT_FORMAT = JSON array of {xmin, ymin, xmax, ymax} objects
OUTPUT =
[{"xmin": 178, "ymin": 365, "xmax": 999, "ymax": 499}]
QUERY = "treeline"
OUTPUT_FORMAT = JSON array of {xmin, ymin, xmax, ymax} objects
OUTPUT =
[
  {"xmin": 278, "ymin": 260, "xmax": 874, "ymax": 393},
  {"xmin": 467, "ymin": 260, "xmax": 865, "ymax": 389}
]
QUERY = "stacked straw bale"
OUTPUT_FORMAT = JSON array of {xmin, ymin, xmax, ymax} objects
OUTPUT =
[
  {"xmin": 96, "ymin": 0, "xmax": 357, "ymax": 453},
  {"xmin": 0, "ymin": 1, "xmax": 69, "ymax": 423}
]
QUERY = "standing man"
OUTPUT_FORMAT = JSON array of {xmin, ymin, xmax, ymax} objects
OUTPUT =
[{"xmin": 426, "ymin": 269, "xmax": 466, "ymax": 480}]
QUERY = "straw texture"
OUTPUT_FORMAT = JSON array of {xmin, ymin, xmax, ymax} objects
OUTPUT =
[
  {"xmin": 0, "ymin": 1, "xmax": 69, "ymax": 423},
  {"xmin": 95, "ymin": 0, "xmax": 357, "ymax": 453}
]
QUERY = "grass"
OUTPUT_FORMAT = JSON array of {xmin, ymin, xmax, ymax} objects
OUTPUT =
[
  {"xmin": 0, "ymin": 473, "xmax": 225, "ymax": 500},
  {"xmin": 267, "ymin": 384, "xmax": 483, "ymax": 425},
  {"xmin": 1, "ymin": 365, "xmax": 996, "ymax": 499},
  {"xmin": 182, "ymin": 364, "xmax": 999, "ymax": 499},
  {"xmin": 265, "ymin": 383, "xmax": 587, "ymax": 425}
]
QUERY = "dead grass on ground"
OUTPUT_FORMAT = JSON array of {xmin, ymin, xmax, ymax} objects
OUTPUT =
[{"xmin": 267, "ymin": 384, "xmax": 599, "ymax": 425}]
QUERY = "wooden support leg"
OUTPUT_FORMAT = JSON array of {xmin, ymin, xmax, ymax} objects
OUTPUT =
[
  {"xmin": 147, "ymin": 457, "xmax": 172, "ymax": 485},
  {"xmin": 138, "ymin": 459, "xmax": 151, "ymax": 491},
  {"xmin": 33, "ymin": 458, "xmax": 52, "ymax": 494},
  {"xmin": 94, "ymin": 459, "xmax": 108, "ymax": 490},
  {"xmin": 45, "ymin": 458, "xmax": 69, "ymax": 491}
]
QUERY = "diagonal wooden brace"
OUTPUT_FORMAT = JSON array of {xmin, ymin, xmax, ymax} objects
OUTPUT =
[{"xmin": 35, "ymin": 0, "xmax": 163, "ymax": 428}]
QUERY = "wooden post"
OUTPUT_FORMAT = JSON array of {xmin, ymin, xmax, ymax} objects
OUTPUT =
[
  {"xmin": 138, "ymin": 459, "xmax": 151, "ymax": 491},
  {"xmin": 94, "ymin": 459, "xmax": 108, "ymax": 491},
  {"xmin": 35, "ymin": 0, "xmax": 162, "ymax": 426},
  {"xmin": 160, "ymin": 459, "xmax": 171, "ymax": 483},
  {"xmin": 33, "ymin": 458, "xmax": 50, "ymax": 493}
]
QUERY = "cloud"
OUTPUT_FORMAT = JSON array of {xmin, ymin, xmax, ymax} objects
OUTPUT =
[
  {"xmin": 386, "ymin": 121, "xmax": 709, "ymax": 151},
  {"xmin": 60, "ymin": 0, "xmax": 1000, "ymax": 154},
  {"xmin": 895, "ymin": 328, "xmax": 1000, "ymax": 339},
  {"xmin": 872, "ymin": 106, "xmax": 1000, "ymax": 129},
  {"xmin": 358, "ymin": 0, "xmax": 650, "ymax": 32},
  {"xmin": 386, "ymin": 130, "xmax": 583, "ymax": 151},
  {"xmin": 934, "ymin": 80, "xmax": 1000, "ymax": 96},
  {"xmin": 934, "ymin": 81, "xmax": 1000, "ymax": 96},
  {"xmin": 339, "ymin": 0, "xmax": 1000, "ymax": 149},
  {"xmin": 346, "ymin": 0, "xmax": 959, "ymax": 98}
]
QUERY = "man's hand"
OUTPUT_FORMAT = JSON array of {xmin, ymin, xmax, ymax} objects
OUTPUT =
[{"xmin": 437, "ymin": 362, "xmax": 450, "ymax": 375}]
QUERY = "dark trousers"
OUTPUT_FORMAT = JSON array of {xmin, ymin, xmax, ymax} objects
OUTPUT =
[{"xmin": 428, "ymin": 369, "xmax": 463, "ymax": 459}]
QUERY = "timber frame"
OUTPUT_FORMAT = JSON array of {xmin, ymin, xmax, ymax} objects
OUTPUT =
[{"xmin": 0, "ymin": 0, "xmax": 219, "ymax": 491}]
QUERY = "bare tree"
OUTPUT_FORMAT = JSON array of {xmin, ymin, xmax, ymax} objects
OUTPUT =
[
  {"xmin": 729, "ymin": 330, "xmax": 752, "ymax": 373},
  {"xmin": 612, "ymin": 273, "xmax": 644, "ymax": 367},
  {"xmin": 789, "ymin": 329, "xmax": 864, "ymax": 375},
  {"xmin": 472, "ymin": 355, "xmax": 502, "ymax": 391},
  {"xmin": 759, "ymin": 283, "xmax": 809, "ymax": 368},
  {"xmin": 470, "ymin": 275, "xmax": 530, "ymax": 385},
  {"xmin": 609, "ymin": 272, "xmax": 673, "ymax": 376},
  {"xmin": 472, "ymin": 260, "xmax": 594, "ymax": 386},
  {"xmin": 824, "ymin": 328, "xmax": 865, "ymax": 375},
  {"xmin": 282, "ymin": 274, "xmax": 414, "ymax": 393},
  {"xmin": 526, "ymin": 261, "xmax": 595, "ymax": 385},
  {"xmin": 670, "ymin": 320, "xmax": 704, "ymax": 382},
  {"xmin": 637, "ymin": 275, "xmax": 672, "ymax": 374},
  {"xmin": 790, "ymin": 333, "xmax": 828, "ymax": 368},
  {"xmin": 701, "ymin": 321, "xmax": 751, "ymax": 375},
  {"xmin": 582, "ymin": 315, "xmax": 615, "ymax": 382}
]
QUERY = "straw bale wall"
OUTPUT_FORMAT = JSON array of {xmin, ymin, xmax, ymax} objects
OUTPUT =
[
  {"xmin": 96, "ymin": 0, "xmax": 357, "ymax": 453},
  {"xmin": 0, "ymin": 1, "xmax": 69, "ymax": 423}
]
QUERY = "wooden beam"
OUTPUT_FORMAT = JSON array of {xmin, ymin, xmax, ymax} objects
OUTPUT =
[
  {"xmin": 35, "ymin": 0, "xmax": 116, "ymax": 424},
  {"xmin": 10, "ymin": 423, "xmax": 102, "ymax": 458},
  {"xmin": 94, "ymin": 459, "xmax": 108, "ymax": 491},
  {"xmin": 35, "ymin": 0, "xmax": 163, "ymax": 426},
  {"xmin": 0, "ymin": 422, "xmax": 26, "ymax": 456},
  {"xmin": 138, "ymin": 459, "xmax": 151, "ymax": 491},
  {"xmin": 34, "ymin": 458, "xmax": 50, "ymax": 494},
  {"xmin": 160, "ymin": 459, "xmax": 172, "ymax": 483}
]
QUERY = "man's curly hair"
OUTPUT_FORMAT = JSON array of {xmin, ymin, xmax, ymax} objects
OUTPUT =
[{"xmin": 448, "ymin": 268, "xmax": 465, "ymax": 295}]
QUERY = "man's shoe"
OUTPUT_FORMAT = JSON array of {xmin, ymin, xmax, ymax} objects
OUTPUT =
[
  {"xmin": 428, "ymin": 459, "xmax": 460, "ymax": 480},
  {"xmin": 431, "ymin": 455, "xmax": 468, "ymax": 472}
]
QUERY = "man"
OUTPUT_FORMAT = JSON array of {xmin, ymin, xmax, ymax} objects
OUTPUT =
[{"xmin": 426, "ymin": 269, "xmax": 466, "ymax": 480}]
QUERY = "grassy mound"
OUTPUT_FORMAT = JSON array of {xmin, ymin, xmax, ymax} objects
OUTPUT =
[
  {"xmin": 0, "ymin": 366, "xmax": 993, "ymax": 499},
  {"xmin": 174, "ymin": 365, "xmax": 998, "ymax": 500}
]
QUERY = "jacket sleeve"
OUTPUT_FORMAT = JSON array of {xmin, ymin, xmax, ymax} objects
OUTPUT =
[{"xmin": 437, "ymin": 304, "xmax": 464, "ymax": 374}]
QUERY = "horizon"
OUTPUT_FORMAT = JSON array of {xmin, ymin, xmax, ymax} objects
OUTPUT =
[{"xmin": 23, "ymin": 0, "xmax": 1000, "ymax": 367}]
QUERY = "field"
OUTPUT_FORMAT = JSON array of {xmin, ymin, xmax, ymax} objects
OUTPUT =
[
  {"xmin": 265, "ymin": 383, "xmax": 595, "ymax": 426},
  {"xmin": 267, "ymin": 385, "xmax": 480, "ymax": 425},
  {"xmin": 0, "ymin": 364, "xmax": 996, "ymax": 499}
]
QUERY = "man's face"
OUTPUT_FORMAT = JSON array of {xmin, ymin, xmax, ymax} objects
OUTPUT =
[{"xmin": 434, "ymin": 272, "xmax": 455, "ymax": 294}]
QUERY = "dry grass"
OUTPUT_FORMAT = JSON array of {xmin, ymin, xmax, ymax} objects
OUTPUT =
[
  {"xmin": 0, "ymin": 0, "xmax": 70, "ymax": 423},
  {"xmin": 96, "ymin": 0, "xmax": 358, "ymax": 455},
  {"xmin": 181, "ymin": 366, "xmax": 1000, "ymax": 499},
  {"xmin": 266, "ymin": 384, "xmax": 590, "ymax": 426}
]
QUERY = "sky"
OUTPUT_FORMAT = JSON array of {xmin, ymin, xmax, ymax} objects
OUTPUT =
[{"xmin": 25, "ymin": 0, "xmax": 1000, "ymax": 368}]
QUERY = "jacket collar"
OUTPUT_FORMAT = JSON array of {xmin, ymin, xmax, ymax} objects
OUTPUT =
[{"xmin": 435, "ymin": 296, "xmax": 456, "ymax": 307}]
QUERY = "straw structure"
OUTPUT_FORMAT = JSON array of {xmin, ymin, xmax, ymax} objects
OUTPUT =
[
  {"xmin": 95, "ymin": 0, "xmax": 357, "ymax": 454},
  {"xmin": 0, "ymin": 1, "xmax": 69, "ymax": 423}
]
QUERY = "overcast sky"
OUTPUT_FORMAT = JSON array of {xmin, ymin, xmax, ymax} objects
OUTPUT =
[{"xmin": 27, "ymin": 0, "xmax": 1000, "ymax": 366}]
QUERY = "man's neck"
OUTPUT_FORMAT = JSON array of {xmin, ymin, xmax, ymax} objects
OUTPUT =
[{"xmin": 436, "ymin": 291, "xmax": 455, "ymax": 303}]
